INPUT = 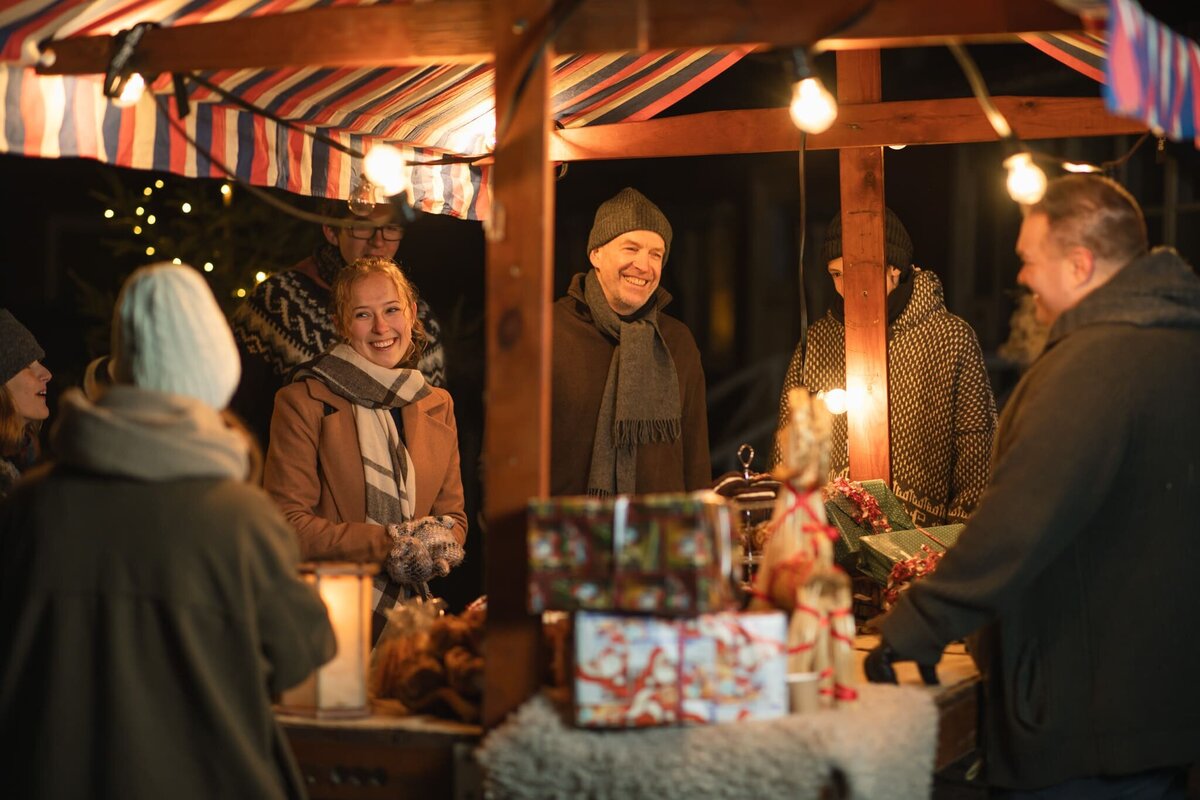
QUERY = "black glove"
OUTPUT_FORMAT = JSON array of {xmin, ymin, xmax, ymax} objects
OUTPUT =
[{"xmin": 864, "ymin": 641, "xmax": 940, "ymax": 686}]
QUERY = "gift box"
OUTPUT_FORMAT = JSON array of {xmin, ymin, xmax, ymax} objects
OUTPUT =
[
  {"xmin": 857, "ymin": 524, "xmax": 965, "ymax": 587},
  {"xmin": 823, "ymin": 478, "xmax": 915, "ymax": 566},
  {"xmin": 527, "ymin": 492, "xmax": 734, "ymax": 615},
  {"xmin": 572, "ymin": 610, "xmax": 788, "ymax": 727}
]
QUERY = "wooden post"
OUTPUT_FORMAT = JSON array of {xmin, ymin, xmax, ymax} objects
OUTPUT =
[
  {"xmin": 836, "ymin": 49, "xmax": 890, "ymax": 484},
  {"xmin": 482, "ymin": 0, "xmax": 554, "ymax": 729}
]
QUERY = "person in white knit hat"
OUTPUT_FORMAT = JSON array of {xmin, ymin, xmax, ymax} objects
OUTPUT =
[{"xmin": 0, "ymin": 262, "xmax": 335, "ymax": 799}]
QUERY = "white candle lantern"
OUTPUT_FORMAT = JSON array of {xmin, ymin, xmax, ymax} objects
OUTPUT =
[{"xmin": 279, "ymin": 562, "xmax": 375, "ymax": 718}]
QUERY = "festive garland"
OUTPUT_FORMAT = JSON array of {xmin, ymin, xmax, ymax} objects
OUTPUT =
[
  {"xmin": 883, "ymin": 528, "xmax": 949, "ymax": 605},
  {"xmin": 824, "ymin": 476, "xmax": 891, "ymax": 534}
]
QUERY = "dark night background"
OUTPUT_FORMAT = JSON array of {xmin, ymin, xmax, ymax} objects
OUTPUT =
[{"xmin": 3, "ymin": 38, "xmax": 1199, "ymax": 610}]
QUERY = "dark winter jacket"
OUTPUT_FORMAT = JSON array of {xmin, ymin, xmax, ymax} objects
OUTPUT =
[
  {"xmin": 879, "ymin": 248, "xmax": 1200, "ymax": 789},
  {"xmin": 778, "ymin": 268, "xmax": 996, "ymax": 525},
  {"xmin": 552, "ymin": 274, "xmax": 711, "ymax": 495},
  {"xmin": 0, "ymin": 386, "xmax": 335, "ymax": 799}
]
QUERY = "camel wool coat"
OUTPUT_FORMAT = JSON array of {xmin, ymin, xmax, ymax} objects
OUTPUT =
[{"xmin": 264, "ymin": 377, "xmax": 467, "ymax": 563}]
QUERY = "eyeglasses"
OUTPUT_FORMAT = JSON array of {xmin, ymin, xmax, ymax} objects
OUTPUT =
[{"xmin": 347, "ymin": 223, "xmax": 403, "ymax": 241}]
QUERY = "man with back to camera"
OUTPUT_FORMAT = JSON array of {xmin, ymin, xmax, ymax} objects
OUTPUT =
[
  {"xmin": 867, "ymin": 175, "xmax": 1200, "ymax": 798},
  {"xmin": 552, "ymin": 187, "xmax": 711, "ymax": 496}
]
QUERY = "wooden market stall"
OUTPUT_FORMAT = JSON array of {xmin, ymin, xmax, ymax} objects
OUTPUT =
[{"xmin": 5, "ymin": 0, "xmax": 1154, "ymax": 794}]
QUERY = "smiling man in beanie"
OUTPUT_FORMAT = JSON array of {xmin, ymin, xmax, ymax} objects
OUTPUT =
[
  {"xmin": 0, "ymin": 263, "xmax": 334, "ymax": 799},
  {"xmin": 552, "ymin": 187, "xmax": 711, "ymax": 495},
  {"xmin": 776, "ymin": 208, "xmax": 996, "ymax": 526}
]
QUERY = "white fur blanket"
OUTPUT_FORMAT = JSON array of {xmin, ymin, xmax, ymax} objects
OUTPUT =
[{"xmin": 477, "ymin": 683, "xmax": 938, "ymax": 799}]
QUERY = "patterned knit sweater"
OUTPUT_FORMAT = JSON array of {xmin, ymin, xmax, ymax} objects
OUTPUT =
[
  {"xmin": 776, "ymin": 269, "xmax": 996, "ymax": 525},
  {"xmin": 230, "ymin": 250, "xmax": 445, "ymax": 448}
]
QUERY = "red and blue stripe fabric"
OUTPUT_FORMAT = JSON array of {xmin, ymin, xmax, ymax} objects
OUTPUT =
[
  {"xmin": 0, "ymin": 0, "xmax": 749, "ymax": 220},
  {"xmin": 1104, "ymin": 0, "xmax": 1200, "ymax": 146}
]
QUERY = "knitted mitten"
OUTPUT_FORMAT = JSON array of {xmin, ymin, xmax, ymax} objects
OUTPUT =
[
  {"xmin": 410, "ymin": 516, "xmax": 464, "ymax": 577},
  {"xmin": 385, "ymin": 529, "xmax": 434, "ymax": 586}
]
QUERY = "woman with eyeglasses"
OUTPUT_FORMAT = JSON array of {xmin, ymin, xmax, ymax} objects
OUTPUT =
[
  {"xmin": 264, "ymin": 256, "xmax": 467, "ymax": 645},
  {"xmin": 229, "ymin": 200, "xmax": 447, "ymax": 451},
  {"xmin": 1, "ymin": 309, "xmax": 51, "ymax": 501}
]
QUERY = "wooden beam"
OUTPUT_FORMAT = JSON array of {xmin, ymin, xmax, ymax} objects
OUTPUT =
[
  {"xmin": 38, "ymin": 0, "xmax": 1080, "ymax": 76},
  {"xmin": 551, "ymin": 97, "xmax": 1147, "ymax": 161},
  {"xmin": 837, "ymin": 50, "xmax": 891, "ymax": 485},
  {"xmin": 481, "ymin": 0, "xmax": 555, "ymax": 730}
]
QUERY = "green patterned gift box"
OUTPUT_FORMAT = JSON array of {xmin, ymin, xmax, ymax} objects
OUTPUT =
[
  {"xmin": 858, "ymin": 524, "xmax": 965, "ymax": 586},
  {"xmin": 823, "ymin": 478, "xmax": 915, "ymax": 566}
]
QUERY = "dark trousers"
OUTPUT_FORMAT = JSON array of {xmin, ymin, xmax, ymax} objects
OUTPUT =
[{"xmin": 991, "ymin": 768, "xmax": 1187, "ymax": 800}]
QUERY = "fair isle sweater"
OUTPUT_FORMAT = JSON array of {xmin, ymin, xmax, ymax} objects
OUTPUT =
[
  {"xmin": 776, "ymin": 269, "xmax": 996, "ymax": 525},
  {"xmin": 230, "ymin": 248, "xmax": 445, "ymax": 448}
]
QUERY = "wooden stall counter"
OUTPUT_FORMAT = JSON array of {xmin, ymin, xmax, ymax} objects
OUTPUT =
[
  {"xmin": 854, "ymin": 634, "xmax": 981, "ymax": 772},
  {"xmin": 276, "ymin": 700, "xmax": 482, "ymax": 800}
]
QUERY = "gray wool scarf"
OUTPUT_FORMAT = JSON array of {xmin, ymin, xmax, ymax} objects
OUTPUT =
[{"xmin": 580, "ymin": 270, "xmax": 681, "ymax": 496}]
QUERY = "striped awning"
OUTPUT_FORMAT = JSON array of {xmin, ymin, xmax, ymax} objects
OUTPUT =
[
  {"xmin": 1019, "ymin": 32, "xmax": 1107, "ymax": 84},
  {"xmin": 0, "ymin": 1, "xmax": 748, "ymax": 219}
]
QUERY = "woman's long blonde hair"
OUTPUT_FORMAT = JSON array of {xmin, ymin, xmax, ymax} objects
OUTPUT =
[{"xmin": 330, "ymin": 256, "xmax": 427, "ymax": 369}]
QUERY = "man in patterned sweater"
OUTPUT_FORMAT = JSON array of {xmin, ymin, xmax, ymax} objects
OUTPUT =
[
  {"xmin": 231, "ymin": 201, "xmax": 445, "ymax": 449},
  {"xmin": 775, "ymin": 209, "xmax": 996, "ymax": 525}
]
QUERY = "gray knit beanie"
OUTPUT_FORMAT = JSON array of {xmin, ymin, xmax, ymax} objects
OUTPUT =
[
  {"xmin": 111, "ymin": 263, "xmax": 241, "ymax": 410},
  {"xmin": 587, "ymin": 187, "xmax": 673, "ymax": 264},
  {"xmin": 0, "ymin": 309, "xmax": 45, "ymax": 385},
  {"xmin": 821, "ymin": 208, "xmax": 914, "ymax": 273}
]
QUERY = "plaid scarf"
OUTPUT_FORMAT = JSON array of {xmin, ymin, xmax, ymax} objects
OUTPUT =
[
  {"xmin": 300, "ymin": 343, "xmax": 430, "ymax": 641},
  {"xmin": 579, "ymin": 270, "xmax": 681, "ymax": 496}
]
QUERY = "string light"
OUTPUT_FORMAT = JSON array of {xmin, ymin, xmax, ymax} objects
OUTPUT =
[
  {"xmin": 1004, "ymin": 152, "xmax": 1047, "ymax": 205},
  {"xmin": 171, "ymin": 258, "xmax": 182, "ymax": 265},
  {"xmin": 143, "ymin": 187, "xmax": 152, "ymax": 196},
  {"xmin": 820, "ymin": 388, "xmax": 849, "ymax": 415},
  {"xmin": 145, "ymin": 246, "xmax": 155, "ymax": 256},
  {"xmin": 347, "ymin": 178, "xmax": 377, "ymax": 216},
  {"xmin": 133, "ymin": 225, "xmax": 142, "ymax": 234},
  {"xmin": 135, "ymin": 206, "xmax": 144, "ymax": 216},
  {"xmin": 235, "ymin": 288, "xmax": 247, "ymax": 298},
  {"xmin": 181, "ymin": 202, "xmax": 192, "ymax": 213},
  {"xmin": 146, "ymin": 214, "xmax": 156, "ymax": 225},
  {"xmin": 203, "ymin": 262, "xmax": 214, "ymax": 272},
  {"xmin": 363, "ymin": 144, "xmax": 407, "ymax": 196},
  {"xmin": 788, "ymin": 48, "xmax": 837, "ymax": 135},
  {"xmin": 254, "ymin": 271, "xmax": 268, "ymax": 283},
  {"xmin": 220, "ymin": 183, "xmax": 233, "ymax": 207},
  {"xmin": 1063, "ymin": 162, "xmax": 1103, "ymax": 173},
  {"xmin": 154, "ymin": 179, "xmax": 164, "ymax": 189},
  {"xmin": 112, "ymin": 72, "xmax": 145, "ymax": 108},
  {"xmin": 888, "ymin": 144, "xmax": 907, "ymax": 151},
  {"xmin": 103, "ymin": 209, "xmax": 114, "ymax": 219}
]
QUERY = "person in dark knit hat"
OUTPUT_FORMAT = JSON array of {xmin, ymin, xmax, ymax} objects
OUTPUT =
[
  {"xmin": 775, "ymin": 208, "xmax": 996, "ymax": 526},
  {"xmin": 552, "ymin": 187, "xmax": 711, "ymax": 495},
  {"xmin": 0, "ymin": 309, "xmax": 51, "ymax": 500},
  {"xmin": 0, "ymin": 263, "xmax": 334, "ymax": 799}
]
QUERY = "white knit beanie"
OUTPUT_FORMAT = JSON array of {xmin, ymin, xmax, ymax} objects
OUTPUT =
[{"xmin": 111, "ymin": 263, "xmax": 240, "ymax": 410}]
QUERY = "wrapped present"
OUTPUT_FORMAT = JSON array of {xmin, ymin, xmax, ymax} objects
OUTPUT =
[
  {"xmin": 858, "ymin": 524, "xmax": 965, "ymax": 599},
  {"xmin": 822, "ymin": 477, "xmax": 914, "ymax": 566},
  {"xmin": 527, "ymin": 492, "xmax": 734, "ymax": 615},
  {"xmin": 572, "ymin": 610, "xmax": 788, "ymax": 727}
]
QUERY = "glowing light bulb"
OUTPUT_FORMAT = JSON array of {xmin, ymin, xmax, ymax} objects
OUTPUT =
[
  {"xmin": 143, "ymin": 187, "xmax": 152, "ymax": 197},
  {"xmin": 135, "ymin": 206, "xmax": 144, "ymax": 216},
  {"xmin": 181, "ymin": 202, "xmax": 192, "ymax": 213},
  {"xmin": 820, "ymin": 388, "xmax": 849, "ymax": 415},
  {"xmin": 220, "ymin": 184, "xmax": 233, "ymax": 206},
  {"xmin": 1004, "ymin": 152, "xmax": 1047, "ymax": 205},
  {"xmin": 363, "ymin": 144, "xmax": 407, "ymax": 196},
  {"xmin": 347, "ymin": 179, "xmax": 377, "ymax": 217},
  {"xmin": 145, "ymin": 246, "xmax": 155, "ymax": 256},
  {"xmin": 255, "ymin": 271, "xmax": 268, "ymax": 283},
  {"xmin": 154, "ymin": 179, "xmax": 164, "ymax": 189},
  {"xmin": 789, "ymin": 77, "xmax": 838, "ymax": 135},
  {"xmin": 236, "ymin": 288, "xmax": 247, "ymax": 298},
  {"xmin": 888, "ymin": 144, "xmax": 907, "ymax": 151},
  {"xmin": 103, "ymin": 209, "xmax": 114, "ymax": 219},
  {"xmin": 171, "ymin": 258, "xmax": 182, "ymax": 265},
  {"xmin": 1063, "ymin": 161, "xmax": 1101, "ymax": 174},
  {"xmin": 112, "ymin": 73, "xmax": 145, "ymax": 108},
  {"xmin": 146, "ymin": 214, "xmax": 156, "ymax": 225},
  {"xmin": 133, "ymin": 225, "xmax": 142, "ymax": 234},
  {"xmin": 203, "ymin": 262, "xmax": 214, "ymax": 272}
]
